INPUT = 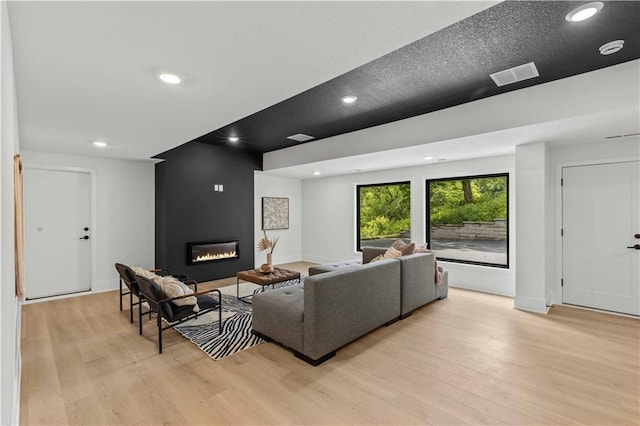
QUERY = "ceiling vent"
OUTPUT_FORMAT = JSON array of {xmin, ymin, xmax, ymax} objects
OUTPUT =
[
  {"xmin": 606, "ymin": 132, "xmax": 640, "ymax": 139},
  {"xmin": 287, "ymin": 133, "xmax": 314, "ymax": 142},
  {"xmin": 490, "ymin": 62, "xmax": 540, "ymax": 87}
]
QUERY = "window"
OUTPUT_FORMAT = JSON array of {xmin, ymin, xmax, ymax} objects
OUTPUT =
[
  {"xmin": 426, "ymin": 173, "xmax": 509, "ymax": 267},
  {"xmin": 357, "ymin": 181, "xmax": 411, "ymax": 251}
]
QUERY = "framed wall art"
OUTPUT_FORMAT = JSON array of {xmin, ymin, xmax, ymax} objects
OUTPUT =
[{"xmin": 262, "ymin": 197, "xmax": 289, "ymax": 230}]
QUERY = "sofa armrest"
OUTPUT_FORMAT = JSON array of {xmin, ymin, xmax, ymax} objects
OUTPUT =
[
  {"xmin": 397, "ymin": 253, "xmax": 436, "ymax": 315},
  {"xmin": 362, "ymin": 247, "xmax": 386, "ymax": 264},
  {"xmin": 252, "ymin": 284, "xmax": 305, "ymax": 352}
]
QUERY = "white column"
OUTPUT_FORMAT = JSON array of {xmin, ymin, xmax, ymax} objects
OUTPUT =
[{"xmin": 514, "ymin": 142, "xmax": 550, "ymax": 313}]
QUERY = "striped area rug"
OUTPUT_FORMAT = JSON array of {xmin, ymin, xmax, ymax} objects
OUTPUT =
[{"xmin": 174, "ymin": 280, "xmax": 300, "ymax": 360}]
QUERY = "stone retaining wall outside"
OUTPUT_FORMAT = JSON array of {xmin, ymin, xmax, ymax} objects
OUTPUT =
[{"xmin": 431, "ymin": 219, "xmax": 506, "ymax": 241}]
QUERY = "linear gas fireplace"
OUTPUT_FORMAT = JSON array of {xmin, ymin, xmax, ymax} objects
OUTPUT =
[{"xmin": 187, "ymin": 240, "xmax": 239, "ymax": 265}]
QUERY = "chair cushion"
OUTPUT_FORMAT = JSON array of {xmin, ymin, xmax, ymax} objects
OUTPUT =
[
  {"xmin": 169, "ymin": 294, "xmax": 219, "ymax": 322},
  {"xmin": 195, "ymin": 294, "xmax": 219, "ymax": 310}
]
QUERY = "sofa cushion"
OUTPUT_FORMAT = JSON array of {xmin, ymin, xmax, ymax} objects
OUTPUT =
[{"xmin": 308, "ymin": 259, "xmax": 361, "ymax": 276}]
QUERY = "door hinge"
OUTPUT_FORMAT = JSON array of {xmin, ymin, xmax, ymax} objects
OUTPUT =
[
  {"xmin": 561, "ymin": 178, "xmax": 564, "ymax": 186},
  {"xmin": 561, "ymin": 278, "xmax": 564, "ymax": 287},
  {"xmin": 561, "ymin": 228, "xmax": 564, "ymax": 237}
]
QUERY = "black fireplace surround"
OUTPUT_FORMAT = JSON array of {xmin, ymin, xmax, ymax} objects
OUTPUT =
[{"xmin": 187, "ymin": 240, "xmax": 239, "ymax": 265}]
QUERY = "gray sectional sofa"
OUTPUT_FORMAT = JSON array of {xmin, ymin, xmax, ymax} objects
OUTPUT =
[{"xmin": 251, "ymin": 247, "xmax": 448, "ymax": 365}]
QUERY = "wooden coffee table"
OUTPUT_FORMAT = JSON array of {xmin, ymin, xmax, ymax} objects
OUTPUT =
[{"xmin": 236, "ymin": 268, "xmax": 301, "ymax": 302}]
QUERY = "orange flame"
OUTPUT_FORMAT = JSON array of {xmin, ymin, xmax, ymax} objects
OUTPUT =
[{"xmin": 194, "ymin": 251, "xmax": 237, "ymax": 262}]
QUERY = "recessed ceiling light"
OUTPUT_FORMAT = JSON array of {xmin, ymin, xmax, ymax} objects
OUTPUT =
[
  {"xmin": 341, "ymin": 95, "xmax": 357, "ymax": 104},
  {"xmin": 228, "ymin": 136, "xmax": 239, "ymax": 143},
  {"xmin": 313, "ymin": 171, "xmax": 321, "ymax": 176},
  {"xmin": 565, "ymin": 2, "xmax": 603, "ymax": 22},
  {"xmin": 423, "ymin": 156, "xmax": 433, "ymax": 160},
  {"xmin": 159, "ymin": 73, "xmax": 182, "ymax": 84},
  {"xmin": 92, "ymin": 141, "xmax": 107, "ymax": 148},
  {"xmin": 599, "ymin": 40, "xmax": 624, "ymax": 55}
]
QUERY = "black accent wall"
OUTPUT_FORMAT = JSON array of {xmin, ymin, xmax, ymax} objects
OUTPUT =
[{"xmin": 155, "ymin": 142, "xmax": 261, "ymax": 282}]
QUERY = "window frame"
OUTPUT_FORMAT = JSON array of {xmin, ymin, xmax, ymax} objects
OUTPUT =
[
  {"xmin": 425, "ymin": 173, "xmax": 509, "ymax": 268},
  {"xmin": 356, "ymin": 180, "xmax": 411, "ymax": 252}
]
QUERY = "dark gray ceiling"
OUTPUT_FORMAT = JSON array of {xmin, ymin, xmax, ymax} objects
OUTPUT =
[{"xmin": 157, "ymin": 0, "xmax": 640, "ymax": 157}]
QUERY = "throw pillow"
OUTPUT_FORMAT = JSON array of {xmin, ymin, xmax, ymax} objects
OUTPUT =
[
  {"xmin": 131, "ymin": 266, "xmax": 199, "ymax": 312},
  {"xmin": 131, "ymin": 266, "xmax": 161, "ymax": 280},
  {"xmin": 369, "ymin": 246, "xmax": 403, "ymax": 262},
  {"xmin": 391, "ymin": 240, "xmax": 415, "ymax": 255},
  {"xmin": 155, "ymin": 276, "xmax": 200, "ymax": 312},
  {"xmin": 414, "ymin": 243, "xmax": 430, "ymax": 253},
  {"xmin": 383, "ymin": 246, "xmax": 403, "ymax": 259}
]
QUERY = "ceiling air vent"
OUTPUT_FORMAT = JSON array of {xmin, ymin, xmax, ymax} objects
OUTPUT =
[
  {"xmin": 490, "ymin": 62, "xmax": 539, "ymax": 87},
  {"xmin": 287, "ymin": 133, "xmax": 314, "ymax": 142},
  {"xmin": 606, "ymin": 132, "xmax": 640, "ymax": 139}
]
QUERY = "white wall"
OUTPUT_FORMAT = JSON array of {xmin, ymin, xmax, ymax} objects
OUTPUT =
[
  {"xmin": 0, "ymin": 2, "xmax": 21, "ymax": 423},
  {"xmin": 21, "ymin": 151, "xmax": 155, "ymax": 293},
  {"xmin": 254, "ymin": 172, "xmax": 302, "ymax": 267},
  {"xmin": 273, "ymin": 138, "xmax": 637, "ymax": 311},
  {"xmin": 301, "ymin": 155, "xmax": 516, "ymax": 296}
]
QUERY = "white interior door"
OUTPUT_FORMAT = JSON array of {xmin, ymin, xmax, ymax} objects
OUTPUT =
[
  {"xmin": 24, "ymin": 168, "xmax": 92, "ymax": 299},
  {"xmin": 562, "ymin": 161, "xmax": 640, "ymax": 315}
]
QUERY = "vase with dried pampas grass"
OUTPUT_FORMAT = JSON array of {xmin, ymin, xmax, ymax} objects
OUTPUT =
[{"xmin": 256, "ymin": 230, "xmax": 279, "ymax": 272}]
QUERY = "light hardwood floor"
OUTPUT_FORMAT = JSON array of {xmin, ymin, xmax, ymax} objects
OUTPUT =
[{"xmin": 20, "ymin": 262, "xmax": 639, "ymax": 425}]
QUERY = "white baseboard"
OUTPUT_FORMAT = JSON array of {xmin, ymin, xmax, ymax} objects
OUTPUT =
[
  {"xmin": 514, "ymin": 295, "xmax": 550, "ymax": 314},
  {"xmin": 255, "ymin": 254, "xmax": 302, "ymax": 269},
  {"xmin": 93, "ymin": 278, "xmax": 119, "ymax": 293},
  {"xmin": 449, "ymin": 283, "xmax": 514, "ymax": 298},
  {"xmin": 12, "ymin": 303, "xmax": 21, "ymax": 426},
  {"xmin": 271, "ymin": 254, "xmax": 303, "ymax": 265},
  {"xmin": 545, "ymin": 289, "xmax": 556, "ymax": 307},
  {"xmin": 301, "ymin": 254, "xmax": 346, "ymax": 264}
]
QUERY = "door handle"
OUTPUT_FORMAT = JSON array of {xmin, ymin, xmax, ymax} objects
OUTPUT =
[
  {"xmin": 79, "ymin": 235, "xmax": 89, "ymax": 240},
  {"xmin": 627, "ymin": 244, "xmax": 640, "ymax": 250},
  {"xmin": 635, "ymin": 234, "xmax": 640, "ymax": 239}
]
